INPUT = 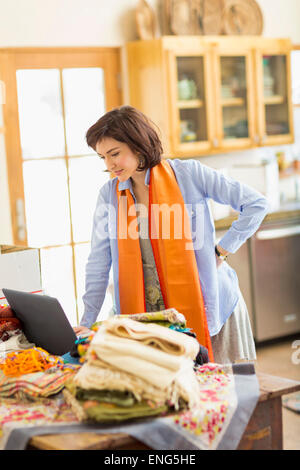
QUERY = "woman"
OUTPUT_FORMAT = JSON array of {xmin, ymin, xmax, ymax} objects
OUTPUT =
[{"xmin": 74, "ymin": 106, "xmax": 268, "ymax": 363}]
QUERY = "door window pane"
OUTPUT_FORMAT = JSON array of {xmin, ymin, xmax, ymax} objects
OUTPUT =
[
  {"xmin": 62, "ymin": 68, "xmax": 106, "ymax": 156},
  {"xmin": 16, "ymin": 69, "xmax": 65, "ymax": 159},
  {"xmin": 23, "ymin": 159, "xmax": 71, "ymax": 247},
  {"xmin": 74, "ymin": 243, "xmax": 113, "ymax": 323},
  {"xmin": 69, "ymin": 156, "xmax": 109, "ymax": 243},
  {"xmin": 40, "ymin": 246, "xmax": 77, "ymax": 326},
  {"xmin": 74, "ymin": 243, "xmax": 90, "ymax": 319},
  {"xmin": 220, "ymin": 56, "xmax": 249, "ymax": 139}
]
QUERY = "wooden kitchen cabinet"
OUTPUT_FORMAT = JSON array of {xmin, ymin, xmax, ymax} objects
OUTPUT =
[{"xmin": 123, "ymin": 37, "xmax": 294, "ymax": 157}]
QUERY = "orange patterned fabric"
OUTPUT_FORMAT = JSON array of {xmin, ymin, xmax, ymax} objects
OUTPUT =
[{"xmin": 117, "ymin": 160, "xmax": 213, "ymax": 361}]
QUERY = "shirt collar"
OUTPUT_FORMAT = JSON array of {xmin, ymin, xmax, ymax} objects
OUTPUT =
[{"xmin": 117, "ymin": 168, "xmax": 150, "ymax": 191}]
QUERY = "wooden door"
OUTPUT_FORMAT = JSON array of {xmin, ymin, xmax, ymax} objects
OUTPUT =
[{"xmin": 0, "ymin": 48, "xmax": 121, "ymax": 325}]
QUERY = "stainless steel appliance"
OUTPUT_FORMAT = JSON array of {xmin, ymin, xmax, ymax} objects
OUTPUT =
[
  {"xmin": 250, "ymin": 218, "xmax": 300, "ymax": 342},
  {"xmin": 216, "ymin": 217, "xmax": 300, "ymax": 342}
]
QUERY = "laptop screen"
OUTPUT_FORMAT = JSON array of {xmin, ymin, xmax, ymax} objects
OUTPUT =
[{"xmin": 2, "ymin": 289, "xmax": 77, "ymax": 356}]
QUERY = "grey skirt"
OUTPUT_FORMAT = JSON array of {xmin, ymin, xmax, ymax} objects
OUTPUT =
[{"xmin": 210, "ymin": 291, "xmax": 256, "ymax": 364}]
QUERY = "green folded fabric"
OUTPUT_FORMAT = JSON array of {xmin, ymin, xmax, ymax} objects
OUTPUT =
[
  {"xmin": 75, "ymin": 388, "xmax": 136, "ymax": 408},
  {"xmin": 65, "ymin": 382, "xmax": 169, "ymax": 422},
  {"xmin": 84, "ymin": 400, "xmax": 168, "ymax": 422}
]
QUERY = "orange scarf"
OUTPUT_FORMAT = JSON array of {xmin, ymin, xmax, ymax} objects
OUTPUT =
[{"xmin": 117, "ymin": 160, "xmax": 214, "ymax": 361}]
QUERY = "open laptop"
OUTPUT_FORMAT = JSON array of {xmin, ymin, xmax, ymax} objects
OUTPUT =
[{"xmin": 2, "ymin": 288, "xmax": 77, "ymax": 356}]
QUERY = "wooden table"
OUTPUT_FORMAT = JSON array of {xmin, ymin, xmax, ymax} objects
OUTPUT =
[{"xmin": 27, "ymin": 372, "xmax": 300, "ymax": 451}]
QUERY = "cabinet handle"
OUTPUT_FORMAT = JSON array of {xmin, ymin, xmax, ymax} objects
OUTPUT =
[{"xmin": 213, "ymin": 138, "xmax": 219, "ymax": 147}]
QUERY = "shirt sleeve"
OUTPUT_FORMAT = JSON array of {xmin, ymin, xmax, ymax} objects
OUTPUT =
[
  {"xmin": 80, "ymin": 185, "xmax": 112, "ymax": 327},
  {"xmin": 188, "ymin": 159, "xmax": 270, "ymax": 253}
]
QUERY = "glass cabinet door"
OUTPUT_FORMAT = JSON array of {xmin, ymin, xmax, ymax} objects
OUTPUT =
[
  {"xmin": 260, "ymin": 54, "xmax": 292, "ymax": 143},
  {"xmin": 168, "ymin": 53, "xmax": 213, "ymax": 155},
  {"xmin": 177, "ymin": 57, "xmax": 207, "ymax": 144},
  {"xmin": 216, "ymin": 54, "xmax": 254, "ymax": 148}
]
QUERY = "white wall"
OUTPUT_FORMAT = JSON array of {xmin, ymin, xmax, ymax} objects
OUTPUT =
[
  {"xmin": 0, "ymin": 0, "xmax": 159, "ymax": 47},
  {"xmin": 0, "ymin": 0, "xmax": 299, "ymax": 47},
  {"xmin": 0, "ymin": 0, "xmax": 299, "ymax": 242},
  {"xmin": 258, "ymin": 0, "xmax": 300, "ymax": 44}
]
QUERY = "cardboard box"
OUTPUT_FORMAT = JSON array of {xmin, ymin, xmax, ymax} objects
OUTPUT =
[{"xmin": 0, "ymin": 245, "xmax": 42, "ymax": 304}]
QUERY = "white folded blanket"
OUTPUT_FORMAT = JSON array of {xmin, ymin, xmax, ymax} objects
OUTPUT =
[
  {"xmin": 74, "ymin": 361, "xmax": 168, "ymax": 403},
  {"xmin": 99, "ymin": 317, "xmax": 199, "ymax": 359},
  {"xmin": 74, "ymin": 359, "xmax": 200, "ymax": 409},
  {"xmin": 75, "ymin": 318, "xmax": 202, "ymax": 409},
  {"xmin": 91, "ymin": 330, "xmax": 187, "ymax": 372}
]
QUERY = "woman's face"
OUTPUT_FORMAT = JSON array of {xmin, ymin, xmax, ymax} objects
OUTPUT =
[{"xmin": 96, "ymin": 137, "xmax": 140, "ymax": 182}]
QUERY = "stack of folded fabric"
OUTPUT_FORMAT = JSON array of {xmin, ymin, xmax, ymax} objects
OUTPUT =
[
  {"xmin": 0, "ymin": 348, "xmax": 81, "ymax": 400},
  {"xmin": 0, "ymin": 366, "xmax": 80, "ymax": 401},
  {"xmin": 120, "ymin": 309, "xmax": 209, "ymax": 365},
  {"xmin": 74, "ymin": 308, "xmax": 209, "ymax": 366},
  {"xmin": 0, "ymin": 305, "xmax": 34, "ymax": 354},
  {"xmin": 0, "ymin": 305, "xmax": 22, "ymax": 342},
  {"xmin": 64, "ymin": 315, "xmax": 202, "ymax": 423}
]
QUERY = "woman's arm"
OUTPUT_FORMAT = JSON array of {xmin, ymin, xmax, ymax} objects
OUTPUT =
[
  {"xmin": 187, "ymin": 160, "xmax": 270, "ymax": 254},
  {"xmin": 79, "ymin": 186, "xmax": 112, "ymax": 328}
]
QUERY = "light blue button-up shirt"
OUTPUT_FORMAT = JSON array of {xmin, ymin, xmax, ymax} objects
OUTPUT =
[{"xmin": 80, "ymin": 158, "xmax": 269, "ymax": 336}]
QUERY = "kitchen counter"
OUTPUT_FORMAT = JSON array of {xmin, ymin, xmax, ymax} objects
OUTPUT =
[{"xmin": 214, "ymin": 200, "xmax": 300, "ymax": 230}]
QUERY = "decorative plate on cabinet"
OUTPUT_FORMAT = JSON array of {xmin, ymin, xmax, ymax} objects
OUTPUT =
[
  {"xmin": 135, "ymin": 0, "xmax": 156, "ymax": 40},
  {"xmin": 202, "ymin": 0, "xmax": 224, "ymax": 35},
  {"xmin": 167, "ymin": 0, "xmax": 224, "ymax": 35},
  {"xmin": 222, "ymin": 0, "xmax": 263, "ymax": 35},
  {"xmin": 170, "ymin": 0, "xmax": 199, "ymax": 35}
]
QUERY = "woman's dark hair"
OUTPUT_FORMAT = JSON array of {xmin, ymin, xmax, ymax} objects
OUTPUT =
[{"xmin": 86, "ymin": 106, "xmax": 163, "ymax": 171}]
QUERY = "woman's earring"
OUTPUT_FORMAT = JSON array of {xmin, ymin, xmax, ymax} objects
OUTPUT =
[{"xmin": 137, "ymin": 155, "xmax": 145, "ymax": 170}]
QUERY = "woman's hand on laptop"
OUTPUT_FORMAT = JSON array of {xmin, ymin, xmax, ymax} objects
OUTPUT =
[{"xmin": 73, "ymin": 325, "xmax": 92, "ymax": 336}]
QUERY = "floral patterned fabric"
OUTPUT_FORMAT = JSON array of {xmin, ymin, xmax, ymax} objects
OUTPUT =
[
  {"xmin": 163, "ymin": 362, "xmax": 237, "ymax": 449},
  {"xmin": 2, "ymin": 362, "xmax": 259, "ymax": 450},
  {"xmin": 93, "ymin": 308, "xmax": 187, "ymax": 330},
  {"xmin": 118, "ymin": 308, "xmax": 187, "ymax": 328},
  {"xmin": 0, "ymin": 395, "xmax": 78, "ymax": 449}
]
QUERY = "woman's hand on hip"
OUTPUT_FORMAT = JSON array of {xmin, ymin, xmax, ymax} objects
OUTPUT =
[
  {"xmin": 215, "ymin": 244, "xmax": 229, "ymax": 268},
  {"xmin": 215, "ymin": 253, "xmax": 224, "ymax": 268}
]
